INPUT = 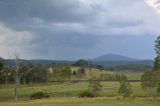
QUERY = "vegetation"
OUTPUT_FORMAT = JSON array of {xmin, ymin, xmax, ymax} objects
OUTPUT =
[
  {"xmin": 30, "ymin": 91, "xmax": 50, "ymax": 99},
  {"xmin": 100, "ymin": 73, "xmax": 124, "ymax": 81},
  {"xmin": 141, "ymin": 70, "xmax": 156, "ymax": 96},
  {"xmin": 72, "ymin": 59, "xmax": 89, "ymax": 67},
  {"xmin": 1, "ymin": 97, "xmax": 160, "ymax": 106},
  {"xmin": 118, "ymin": 75, "xmax": 132, "ymax": 97},
  {"xmin": 78, "ymin": 91, "xmax": 94, "ymax": 98},
  {"xmin": 106, "ymin": 64, "xmax": 152, "ymax": 72},
  {"xmin": 150, "ymin": 35, "xmax": 160, "ymax": 93},
  {"xmin": 88, "ymin": 76, "xmax": 103, "ymax": 97}
]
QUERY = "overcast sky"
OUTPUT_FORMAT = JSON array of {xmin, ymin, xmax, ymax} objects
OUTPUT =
[{"xmin": 0, "ymin": 0, "xmax": 160, "ymax": 60}]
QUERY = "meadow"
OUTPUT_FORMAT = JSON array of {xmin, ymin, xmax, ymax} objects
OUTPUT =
[
  {"xmin": 1, "ymin": 97, "xmax": 160, "ymax": 106},
  {"xmin": 0, "ymin": 81, "xmax": 158, "ymax": 100},
  {"xmin": 0, "ymin": 70, "xmax": 158, "ymax": 106}
]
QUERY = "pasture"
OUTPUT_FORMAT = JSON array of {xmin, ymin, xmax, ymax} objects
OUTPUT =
[
  {"xmin": 0, "ymin": 81, "xmax": 159, "ymax": 100},
  {"xmin": 1, "ymin": 97, "xmax": 160, "ymax": 106}
]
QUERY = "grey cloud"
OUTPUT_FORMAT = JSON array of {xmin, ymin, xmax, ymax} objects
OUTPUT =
[
  {"xmin": 105, "ymin": 17, "xmax": 143, "ymax": 28},
  {"xmin": 0, "ymin": 0, "xmax": 97, "ymax": 30},
  {"xmin": 0, "ymin": 0, "xmax": 159, "ymax": 59},
  {"xmin": 31, "ymin": 28, "xmax": 99, "ymax": 48},
  {"xmin": 0, "ymin": 0, "xmax": 144, "ymax": 30}
]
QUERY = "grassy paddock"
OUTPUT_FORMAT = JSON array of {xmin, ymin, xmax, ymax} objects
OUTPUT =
[
  {"xmin": 1, "ymin": 97, "xmax": 160, "ymax": 106},
  {"xmin": 0, "ymin": 81, "xmax": 159, "ymax": 101}
]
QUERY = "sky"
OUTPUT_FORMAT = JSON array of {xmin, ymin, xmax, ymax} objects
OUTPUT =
[{"xmin": 0, "ymin": 0, "xmax": 160, "ymax": 60}]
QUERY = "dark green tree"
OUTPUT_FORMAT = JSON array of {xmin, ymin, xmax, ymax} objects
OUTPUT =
[
  {"xmin": 0, "ymin": 58, "xmax": 4, "ymax": 83},
  {"xmin": 61, "ymin": 66, "xmax": 71, "ymax": 81},
  {"xmin": 88, "ymin": 76, "xmax": 103, "ymax": 97},
  {"xmin": 141, "ymin": 70, "xmax": 156, "ymax": 96},
  {"xmin": 3, "ymin": 66, "xmax": 12, "ymax": 85},
  {"xmin": 157, "ymin": 82, "xmax": 160, "ymax": 93},
  {"xmin": 73, "ymin": 59, "xmax": 88, "ymax": 67},
  {"xmin": 53, "ymin": 65, "xmax": 71, "ymax": 81},
  {"xmin": 76, "ymin": 67, "xmax": 85, "ymax": 77},
  {"xmin": 118, "ymin": 75, "xmax": 132, "ymax": 97},
  {"xmin": 153, "ymin": 35, "xmax": 160, "ymax": 93},
  {"xmin": 0, "ymin": 57, "xmax": 3, "ymax": 71}
]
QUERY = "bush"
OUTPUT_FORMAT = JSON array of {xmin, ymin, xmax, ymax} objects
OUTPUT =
[
  {"xmin": 30, "ymin": 92, "xmax": 50, "ymax": 99},
  {"xmin": 116, "ymin": 96, "xmax": 121, "ymax": 100},
  {"xmin": 78, "ymin": 91, "xmax": 94, "ymax": 98}
]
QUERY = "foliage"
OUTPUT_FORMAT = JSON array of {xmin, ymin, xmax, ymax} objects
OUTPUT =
[
  {"xmin": 25, "ymin": 64, "xmax": 48, "ymax": 84},
  {"xmin": 141, "ymin": 70, "xmax": 156, "ymax": 90},
  {"xmin": 118, "ymin": 82, "xmax": 132, "ymax": 97},
  {"xmin": 88, "ymin": 76, "xmax": 103, "ymax": 97},
  {"xmin": 75, "ymin": 67, "xmax": 85, "ymax": 77},
  {"xmin": 53, "ymin": 66, "xmax": 71, "ymax": 81},
  {"xmin": 30, "ymin": 91, "xmax": 50, "ymax": 99},
  {"xmin": 106, "ymin": 64, "xmax": 152, "ymax": 72},
  {"xmin": 0, "ymin": 63, "xmax": 48, "ymax": 84},
  {"xmin": 157, "ymin": 82, "xmax": 160, "ymax": 93},
  {"xmin": 100, "ymin": 73, "xmax": 121, "ymax": 81},
  {"xmin": 118, "ymin": 75, "xmax": 132, "ymax": 97},
  {"xmin": 0, "ymin": 58, "xmax": 4, "ymax": 83},
  {"xmin": 0, "ymin": 66, "xmax": 13, "ymax": 84},
  {"xmin": 0, "ymin": 57, "xmax": 3, "ymax": 71},
  {"xmin": 152, "ymin": 35, "xmax": 160, "ymax": 93},
  {"xmin": 78, "ymin": 91, "xmax": 94, "ymax": 98},
  {"xmin": 73, "ymin": 59, "xmax": 88, "ymax": 67}
]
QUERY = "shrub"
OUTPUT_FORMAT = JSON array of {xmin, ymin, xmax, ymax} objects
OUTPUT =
[
  {"xmin": 78, "ymin": 91, "xmax": 94, "ymax": 98},
  {"xmin": 116, "ymin": 96, "xmax": 121, "ymax": 100},
  {"xmin": 30, "ymin": 91, "xmax": 50, "ymax": 99}
]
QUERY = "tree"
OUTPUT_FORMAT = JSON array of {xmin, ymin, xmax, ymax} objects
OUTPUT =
[
  {"xmin": 157, "ymin": 82, "xmax": 160, "ymax": 93},
  {"xmin": 53, "ymin": 65, "xmax": 71, "ymax": 81},
  {"xmin": 0, "ymin": 57, "xmax": 3, "ymax": 71},
  {"xmin": 53, "ymin": 65, "xmax": 71, "ymax": 96},
  {"xmin": 19, "ymin": 64, "xmax": 29, "ymax": 85},
  {"xmin": 141, "ymin": 70, "xmax": 156, "ymax": 96},
  {"xmin": 61, "ymin": 66, "xmax": 71, "ymax": 97},
  {"xmin": 13, "ymin": 54, "xmax": 20, "ymax": 101},
  {"xmin": 153, "ymin": 35, "xmax": 160, "ymax": 93},
  {"xmin": 76, "ymin": 67, "xmax": 85, "ymax": 77},
  {"xmin": 88, "ymin": 76, "xmax": 103, "ymax": 97},
  {"xmin": 0, "ymin": 58, "xmax": 4, "ymax": 83},
  {"xmin": 23, "ymin": 64, "xmax": 48, "ymax": 84},
  {"xmin": 3, "ymin": 66, "xmax": 12, "ymax": 85},
  {"xmin": 118, "ymin": 75, "xmax": 132, "ymax": 97},
  {"xmin": 61, "ymin": 66, "xmax": 71, "ymax": 81},
  {"xmin": 73, "ymin": 59, "xmax": 88, "ymax": 67},
  {"xmin": 87, "ymin": 65, "xmax": 102, "ymax": 97}
]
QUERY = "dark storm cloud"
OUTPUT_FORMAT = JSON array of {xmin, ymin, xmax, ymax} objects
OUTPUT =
[
  {"xmin": 0, "ymin": 0, "xmax": 159, "ymax": 59},
  {"xmin": 33, "ymin": 28, "xmax": 99, "ymax": 48},
  {"xmin": 0, "ymin": 0, "xmax": 144, "ymax": 29},
  {"xmin": 0, "ymin": 0, "xmax": 96, "ymax": 29}
]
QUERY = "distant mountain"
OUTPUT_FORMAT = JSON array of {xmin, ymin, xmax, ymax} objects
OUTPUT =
[
  {"xmin": 91, "ymin": 60, "xmax": 153, "ymax": 67},
  {"xmin": 93, "ymin": 54, "xmax": 138, "ymax": 61}
]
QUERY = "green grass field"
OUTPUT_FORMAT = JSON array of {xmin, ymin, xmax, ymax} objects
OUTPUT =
[
  {"xmin": 0, "ymin": 81, "xmax": 160, "ymax": 106},
  {"xmin": 0, "ymin": 82, "xmax": 159, "ymax": 100},
  {"xmin": 1, "ymin": 97, "xmax": 160, "ymax": 106},
  {"xmin": 0, "ymin": 70, "xmax": 158, "ymax": 106}
]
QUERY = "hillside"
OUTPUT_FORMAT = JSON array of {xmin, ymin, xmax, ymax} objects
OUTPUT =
[
  {"xmin": 93, "ymin": 54, "xmax": 138, "ymax": 61},
  {"xmin": 91, "ymin": 60, "xmax": 153, "ymax": 67},
  {"xmin": 4, "ymin": 59, "xmax": 74, "ymax": 66}
]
